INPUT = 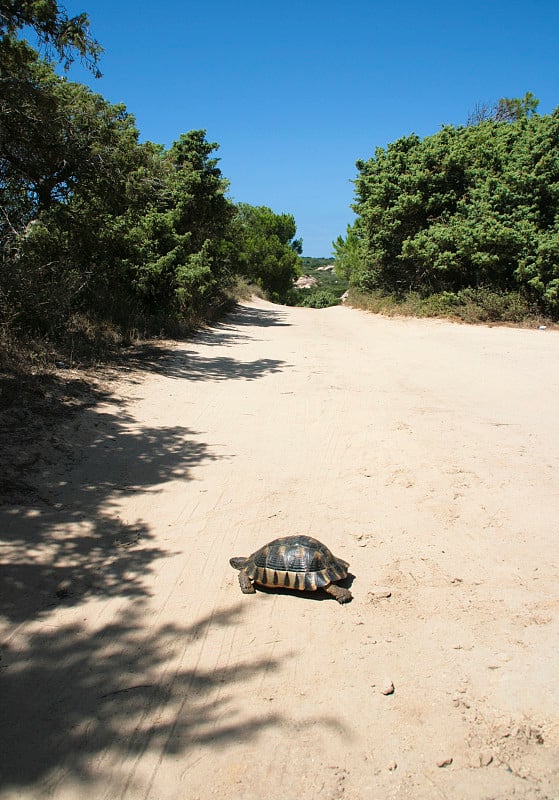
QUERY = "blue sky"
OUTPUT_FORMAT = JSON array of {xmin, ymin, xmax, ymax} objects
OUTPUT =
[{"xmin": 59, "ymin": 0, "xmax": 558, "ymax": 256}]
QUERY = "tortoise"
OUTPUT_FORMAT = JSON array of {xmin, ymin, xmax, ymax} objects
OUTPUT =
[{"xmin": 230, "ymin": 535, "xmax": 352, "ymax": 603}]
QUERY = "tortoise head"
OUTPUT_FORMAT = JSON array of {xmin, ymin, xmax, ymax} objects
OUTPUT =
[{"xmin": 229, "ymin": 556, "xmax": 247, "ymax": 570}]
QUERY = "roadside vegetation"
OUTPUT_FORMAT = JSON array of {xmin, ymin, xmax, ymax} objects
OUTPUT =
[
  {"xmin": 286, "ymin": 258, "xmax": 348, "ymax": 308},
  {"xmin": 0, "ymin": 2, "xmax": 302, "ymax": 373},
  {"xmin": 2, "ymin": 3, "xmax": 557, "ymax": 389},
  {"xmin": 346, "ymin": 287, "xmax": 551, "ymax": 326},
  {"xmin": 333, "ymin": 93, "xmax": 559, "ymax": 325}
]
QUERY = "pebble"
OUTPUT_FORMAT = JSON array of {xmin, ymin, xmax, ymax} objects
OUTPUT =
[
  {"xmin": 479, "ymin": 752, "xmax": 493, "ymax": 767},
  {"xmin": 387, "ymin": 761, "xmax": 397, "ymax": 772},
  {"xmin": 437, "ymin": 757, "xmax": 453, "ymax": 768},
  {"xmin": 380, "ymin": 680, "xmax": 395, "ymax": 695},
  {"xmin": 367, "ymin": 588, "xmax": 392, "ymax": 601},
  {"xmin": 55, "ymin": 579, "xmax": 72, "ymax": 598}
]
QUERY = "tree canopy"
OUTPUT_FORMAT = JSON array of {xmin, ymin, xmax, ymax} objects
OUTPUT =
[
  {"xmin": 0, "ymin": 0, "xmax": 103, "ymax": 73},
  {"xmin": 227, "ymin": 203, "xmax": 301, "ymax": 298},
  {"xmin": 0, "ymin": 5, "xmax": 304, "ymax": 354},
  {"xmin": 343, "ymin": 99, "xmax": 559, "ymax": 313}
]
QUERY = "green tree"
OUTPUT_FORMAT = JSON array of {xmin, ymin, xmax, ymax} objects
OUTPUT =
[
  {"xmin": 467, "ymin": 92, "xmax": 539, "ymax": 126},
  {"xmin": 332, "ymin": 222, "xmax": 362, "ymax": 281},
  {"xmin": 0, "ymin": 0, "xmax": 102, "ymax": 74},
  {"xmin": 351, "ymin": 99, "xmax": 559, "ymax": 312},
  {"xmin": 168, "ymin": 130, "xmax": 234, "ymax": 253},
  {"xmin": 0, "ymin": 43, "xmax": 136, "ymax": 221},
  {"xmin": 0, "ymin": 48, "xmax": 164, "ymax": 333},
  {"xmin": 129, "ymin": 130, "xmax": 235, "ymax": 316},
  {"xmin": 227, "ymin": 203, "xmax": 301, "ymax": 298}
]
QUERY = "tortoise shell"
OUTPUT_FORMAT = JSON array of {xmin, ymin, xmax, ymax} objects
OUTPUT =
[{"xmin": 230, "ymin": 535, "xmax": 350, "ymax": 594}]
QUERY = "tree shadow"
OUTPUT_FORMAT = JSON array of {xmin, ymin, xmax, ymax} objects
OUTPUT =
[
  {"xmin": 93, "ymin": 301, "xmax": 292, "ymax": 376},
  {"xmin": 0, "ymin": 299, "xmax": 348, "ymax": 793},
  {"xmin": 0, "ymin": 603, "xmax": 346, "ymax": 793},
  {"xmin": 118, "ymin": 301, "xmax": 292, "ymax": 378},
  {"xmin": 225, "ymin": 303, "xmax": 291, "ymax": 329},
  {"xmin": 0, "ymin": 368, "xmax": 224, "ymax": 623},
  {"xmin": 158, "ymin": 351, "xmax": 288, "ymax": 382},
  {"xmin": 0, "ymin": 604, "xmax": 279, "ymax": 791},
  {"xmin": 104, "ymin": 343, "xmax": 289, "ymax": 383},
  {"xmin": 184, "ymin": 302, "xmax": 292, "ymax": 349},
  {"xmin": 0, "ymin": 302, "xmax": 292, "ymax": 623}
]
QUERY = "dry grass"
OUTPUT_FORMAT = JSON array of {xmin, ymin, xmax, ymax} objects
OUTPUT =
[{"xmin": 347, "ymin": 287, "xmax": 556, "ymax": 328}]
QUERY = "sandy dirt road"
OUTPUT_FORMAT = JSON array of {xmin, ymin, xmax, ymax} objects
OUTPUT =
[{"xmin": 1, "ymin": 298, "xmax": 559, "ymax": 799}]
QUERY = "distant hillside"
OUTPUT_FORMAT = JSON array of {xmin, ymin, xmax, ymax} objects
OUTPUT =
[
  {"xmin": 287, "ymin": 255, "xmax": 348, "ymax": 308},
  {"xmin": 297, "ymin": 257, "xmax": 346, "ymax": 291},
  {"xmin": 299, "ymin": 257, "xmax": 333, "ymax": 269}
]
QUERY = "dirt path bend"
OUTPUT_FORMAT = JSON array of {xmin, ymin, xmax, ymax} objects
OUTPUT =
[{"xmin": 1, "ymin": 298, "xmax": 559, "ymax": 800}]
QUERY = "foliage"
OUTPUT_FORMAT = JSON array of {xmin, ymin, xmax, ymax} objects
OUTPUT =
[
  {"xmin": 285, "ymin": 258, "xmax": 348, "ymax": 308},
  {"xmin": 0, "ymin": 44, "xmax": 175, "ymax": 335},
  {"xmin": 0, "ymin": 3, "xmax": 305, "ymax": 358},
  {"xmin": 288, "ymin": 288, "xmax": 341, "ymax": 308},
  {"xmin": 332, "ymin": 222, "xmax": 362, "ymax": 281},
  {"xmin": 299, "ymin": 256, "xmax": 332, "ymax": 269},
  {"xmin": 126, "ymin": 130, "xmax": 235, "ymax": 317},
  {"xmin": 0, "ymin": 0, "xmax": 103, "ymax": 74},
  {"xmin": 226, "ymin": 203, "xmax": 301, "ymax": 299},
  {"xmin": 467, "ymin": 92, "xmax": 539, "ymax": 126},
  {"xmin": 347, "ymin": 287, "xmax": 548, "ymax": 326},
  {"xmin": 350, "ymin": 99, "xmax": 559, "ymax": 316}
]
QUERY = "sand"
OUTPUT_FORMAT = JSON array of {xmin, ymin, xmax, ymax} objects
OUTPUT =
[{"xmin": 1, "ymin": 298, "xmax": 558, "ymax": 799}]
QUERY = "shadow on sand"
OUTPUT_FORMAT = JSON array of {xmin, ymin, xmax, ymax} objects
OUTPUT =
[
  {"xmin": 0, "ymin": 302, "xmax": 291, "ymax": 623},
  {"xmin": 0, "ymin": 605, "xmax": 281, "ymax": 791},
  {"xmin": 0, "ymin": 602, "xmax": 346, "ymax": 793},
  {"xmin": 0, "ymin": 373, "xmax": 219, "ymax": 623},
  {"xmin": 99, "ymin": 302, "xmax": 292, "ymax": 379},
  {"xmin": 0, "ymin": 300, "xmax": 343, "ymax": 794}
]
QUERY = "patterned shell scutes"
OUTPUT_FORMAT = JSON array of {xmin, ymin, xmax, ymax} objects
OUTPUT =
[{"xmin": 244, "ymin": 535, "xmax": 349, "ymax": 592}]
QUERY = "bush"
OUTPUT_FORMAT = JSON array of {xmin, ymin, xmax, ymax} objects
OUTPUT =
[
  {"xmin": 346, "ymin": 287, "xmax": 546, "ymax": 325},
  {"xmin": 286, "ymin": 289, "xmax": 341, "ymax": 308},
  {"xmin": 351, "ymin": 104, "xmax": 559, "ymax": 315}
]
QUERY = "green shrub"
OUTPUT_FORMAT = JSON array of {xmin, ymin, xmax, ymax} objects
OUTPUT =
[
  {"xmin": 351, "ymin": 103, "xmax": 559, "ymax": 314},
  {"xmin": 346, "ymin": 287, "xmax": 547, "ymax": 325},
  {"xmin": 287, "ymin": 289, "xmax": 341, "ymax": 308}
]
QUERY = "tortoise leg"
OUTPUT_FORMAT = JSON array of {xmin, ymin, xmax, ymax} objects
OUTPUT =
[
  {"xmin": 238, "ymin": 570, "xmax": 256, "ymax": 594},
  {"xmin": 325, "ymin": 584, "xmax": 352, "ymax": 604}
]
